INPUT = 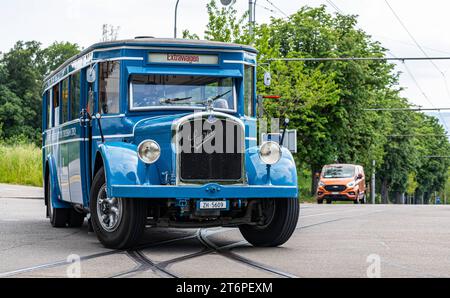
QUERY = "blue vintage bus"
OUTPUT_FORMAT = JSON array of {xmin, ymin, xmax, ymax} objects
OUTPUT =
[{"xmin": 42, "ymin": 38, "xmax": 299, "ymax": 249}]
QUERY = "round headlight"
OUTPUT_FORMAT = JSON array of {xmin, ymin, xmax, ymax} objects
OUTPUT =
[
  {"xmin": 259, "ymin": 141, "xmax": 282, "ymax": 165},
  {"xmin": 138, "ymin": 140, "xmax": 161, "ymax": 164}
]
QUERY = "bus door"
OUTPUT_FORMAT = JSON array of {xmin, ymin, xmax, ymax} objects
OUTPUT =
[
  {"xmin": 59, "ymin": 79, "xmax": 71, "ymax": 203},
  {"xmin": 78, "ymin": 66, "xmax": 97, "ymax": 207},
  {"xmin": 67, "ymin": 72, "xmax": 84, "ymax": 205},
  {"xmin": 52, "ymin": 83, "xmax": 70, "ymax": 204}
]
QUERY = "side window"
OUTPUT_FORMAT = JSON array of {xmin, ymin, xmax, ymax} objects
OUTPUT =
[
  {"xmin": 61, "ymin": 78, "xmax": 69, "ymax": 123},
  {"xmin": 70, "ymin": 72, "xmax": 81, "ymax": 120},
  {"xmin": 244, "ymin": 65, "xmax": 255, "ymax": 116},
  {"xmin": 52, "ymin": 84, "xmax": 60, "ymax": 126},
  {"xmin": 46, "ymin": 90, "xmax": 52, "ymax": 129},
  {"xmin": 99, "ymin": 61, "xmax": 120, "ymax": 114}
]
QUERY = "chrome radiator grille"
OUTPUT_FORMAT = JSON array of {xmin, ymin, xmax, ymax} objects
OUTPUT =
[{"xmin": 176, "ymin": 114, "xmax": 245, "ymax": 184}]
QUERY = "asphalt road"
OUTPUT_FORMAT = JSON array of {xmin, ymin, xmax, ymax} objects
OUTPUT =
[{"xmin": 1, "ymin": 184, "xmax": 450, "ymax": 278}]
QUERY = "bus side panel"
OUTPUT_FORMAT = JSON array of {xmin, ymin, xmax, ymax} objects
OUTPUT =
[{"xmin": 47, "ymin": 154, "xmax": 72, "ymax": 209}]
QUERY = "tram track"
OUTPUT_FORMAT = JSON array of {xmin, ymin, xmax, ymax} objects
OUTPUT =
[
  {"xmin": 0, "ymin": 233, "xmax": 198, "ymax": 278},
  {"xmin": 0, "ymin": 208, "xmax": 382, "ymax": 278},
  {"xmin": 114, "ymin": 228, "xmax": 297, "ymax": 278},
  {"xmin": 196, "ymin": 229, "xmax": 298, "ymax": 278}
]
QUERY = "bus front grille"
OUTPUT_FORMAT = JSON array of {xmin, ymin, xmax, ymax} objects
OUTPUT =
[{"xmin": 177, "ymin": 115, "xmax": 245, "ymax": 184}]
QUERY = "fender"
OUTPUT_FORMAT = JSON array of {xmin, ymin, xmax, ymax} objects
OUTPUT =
[
  {"xmin": 46, "ymin": 155, "xmax": 71, "ymax": 209},
  {"xmin": 97, "ymin": 142, "xmax": 161, "ymax": 198},
  {"xmin": 246, "ymin": 147, "xmax": 298, "ymax": 187}
]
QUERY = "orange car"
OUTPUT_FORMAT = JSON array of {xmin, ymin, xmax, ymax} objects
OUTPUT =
[{"xmin": 316, "ymin": 164, "xmax": 366, "ymax": 204}]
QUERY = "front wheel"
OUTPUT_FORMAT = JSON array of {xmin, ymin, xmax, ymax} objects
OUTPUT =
[
  {"xmin": 90, "ymin": 167, "xmax": 147, "ymax": 249},
  {"xmin": 239, "ymin": 198, "xmax": 299, "ymax": 247}
]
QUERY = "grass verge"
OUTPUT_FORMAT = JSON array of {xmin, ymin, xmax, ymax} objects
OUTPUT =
[{"xmin": 0, "ymin": 143, "xmax": 42, "ymax": 187}]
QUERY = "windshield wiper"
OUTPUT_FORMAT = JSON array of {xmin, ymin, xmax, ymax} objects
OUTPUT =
[
  {"xmin": 207, "ymin": 90, "xmax": 232, "ymax": 103},
  {"xmin": 160, "ymin": 97, "xmax": 193, "ymax": 105},
  {"xmin": 159, "ymin": 90, "xmax": 232, "ymax": 106}
]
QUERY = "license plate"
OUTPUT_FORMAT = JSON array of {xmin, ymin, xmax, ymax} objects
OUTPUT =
[
  {"xmin": 332, "ymin": 192, "xmax": 339, "ymax": 195},
  {"xmin": 199, "ymin": 201, "xmax": 228, "ymax": 210}
]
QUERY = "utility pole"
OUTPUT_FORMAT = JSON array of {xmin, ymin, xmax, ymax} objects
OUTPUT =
[
  {"xmin": 249, "ymin": 0, "xmax": 256, "ymax": 39},
  {"xmin": 371, "ymin": 160, "xmax": 376, "ymax": 204},
  {"xmin": 174, "ymin": 0, "xmax": 180, "ymax": 38}
]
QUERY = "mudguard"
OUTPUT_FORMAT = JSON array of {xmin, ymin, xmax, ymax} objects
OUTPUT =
[
  {"xmin": 246, "ymin": 147, "xmax": 298, "ymax": 187},
  {"xmin": 97, "ymin": 142, "xmax": 161, "ymax": 198},
  {"xmin": 46, "ymin": 155, "xmax": 71, "ymax": 209}
]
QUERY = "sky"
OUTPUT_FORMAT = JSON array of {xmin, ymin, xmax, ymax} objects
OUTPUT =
[{"xmin": 2, "ymin": 0, "xmax": 450, "ymax": 126}]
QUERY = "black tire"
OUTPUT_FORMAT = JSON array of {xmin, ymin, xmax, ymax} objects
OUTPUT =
[
  {"xmin": 68, "ymin": 209, "xmax": 85, "ymax": 228},
  {"xmin": 90, "ymin": 167, "xmax": 147, "ymax": 249},
  {"xmin": 317, "ymin": 199, "xmax": 324, "ymax": 204},
  {"xmin": 239, "ymin": 198, "xmax": 299, "ymax": 247},
  {"xmin": 46, "ymin": 177, "xmax": 69, "ymax": 228}
]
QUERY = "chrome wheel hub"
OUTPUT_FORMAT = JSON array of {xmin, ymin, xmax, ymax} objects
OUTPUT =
[{"xmin": 96, "ymin": 184, "xmax": 123, "ymax": 232}]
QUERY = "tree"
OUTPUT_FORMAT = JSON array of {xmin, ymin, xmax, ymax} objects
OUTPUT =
[
  {"xmin": 40, "ymin": 42, "xmax": 80, "ymax": 77},
  {"xmin": 0, "ymin": 41, "xmax": 80, "ymax": 143}
]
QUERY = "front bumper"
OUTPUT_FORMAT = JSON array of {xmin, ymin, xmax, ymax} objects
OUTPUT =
[
  {"xmin": 110, "ymin": 183, "xmax": 298, "ymax": 199},
  {"xmin": 317, "ymin": 187, "xmax": 358, "ymax": 201}
]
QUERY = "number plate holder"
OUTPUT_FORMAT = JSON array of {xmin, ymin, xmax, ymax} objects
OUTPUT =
[{"xmin": 197, "ymin": 200, "xmax": 229, "ymax": 210}]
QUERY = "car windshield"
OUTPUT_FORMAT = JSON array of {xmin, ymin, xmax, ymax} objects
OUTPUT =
[
  {"xmin": 130, "ymin": 74, "xmax": 235, "ymax": 110},
  {"xmin": 322, "ymin": 165, "xmax": 355, "ymax": 179}
]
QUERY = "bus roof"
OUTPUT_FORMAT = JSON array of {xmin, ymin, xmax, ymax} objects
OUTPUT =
[{"xmin": 44, "ymin": 38, "xmax": 258, "ymax": 82}]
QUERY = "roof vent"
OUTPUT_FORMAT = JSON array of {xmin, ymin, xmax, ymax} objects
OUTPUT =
[{"xmin": 135, "ymin": 36, "xmax": 154, "ymax": 39}]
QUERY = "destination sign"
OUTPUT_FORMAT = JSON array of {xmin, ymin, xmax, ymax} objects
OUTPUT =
[{"xmin": 149, "ymin": 53, "xmax": 219, "ymax": 65}]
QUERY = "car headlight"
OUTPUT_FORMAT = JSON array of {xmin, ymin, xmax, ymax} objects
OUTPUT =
[
  {"xmin": 259, "ymin": 141, "xmax": 282, "ymax": 165},
  {"xmin": 138, "ymin": 140, "xmax": 161, "ymax": 164},
  {"xmin": 319, "ymin": 181, "xmax": 325, "ymax": 187},
  {"xmin": 347, "ymin": 181, "xmax": 356, "ymax": 187}
]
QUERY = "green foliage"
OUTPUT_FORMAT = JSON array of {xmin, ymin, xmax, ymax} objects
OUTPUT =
[
  {"xmin": 182, "ymin": 30, "xmax": 200, "ymax": 40},
  {"xmin": 0, "ymin": 41, "xmax": 80, "ymax": 143},
  {"xmin": 0, "ymin": 142, "xmax": 42, "ymax": 187},
  {"xmin": 40, "ymin": 42, "xmax": 81, "ymax": 77},
  {"xmin": 204, "ymin": 0, "xmax": 251, "ymax": 44}
]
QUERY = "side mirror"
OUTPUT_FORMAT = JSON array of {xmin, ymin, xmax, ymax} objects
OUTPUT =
[
  {"xmin": 264, "ymin": 71, "xmax": 272, "ymax": 87},
  {"xmin": 357, "ymin": 174, "xmax": 363, "ymax": 180},
  {"xmin": 87, "ymin": 66, "xmax": 96, "ymax": 83}
]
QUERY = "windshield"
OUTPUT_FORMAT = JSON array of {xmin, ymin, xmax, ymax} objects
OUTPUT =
[
  {"xmin": 322, "ymin": 165, "xmax": 355, "ymax": 179},
  {"xmin": 130, "ymin": 74, "xmax": 235, "ymax": 111}
]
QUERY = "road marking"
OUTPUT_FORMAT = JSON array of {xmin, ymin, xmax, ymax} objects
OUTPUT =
[
  {"xmin": 380, "ymin": 241, "xmax": 390, "ymax": 250},
  {"xmin": 301, "ymin": 209, "xmax": 369, "ymax": 218}
]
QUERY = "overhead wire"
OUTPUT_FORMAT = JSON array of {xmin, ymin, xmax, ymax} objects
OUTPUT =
[
  {"xmin": 325, "ymin": 0, "xmax": 343, "ymax": 14},
  {"xmin": 264, "ymin": 0, "xmax": 289, "ymax": 18},
  {"xmin": 384, "ymin": 0, "xmax": 450, "ymax": 132}
]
